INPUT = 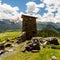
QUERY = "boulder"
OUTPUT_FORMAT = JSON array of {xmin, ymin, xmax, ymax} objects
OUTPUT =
[
  {"xmin": 24, "ymin": 41, "xmax": 33, "ymax": 52},
  {"xmin": 0, "ymin": 50, "xmax": 5, "ymax": 55},
  {"xmin": 4, "ymin": 43, "xmax": 12, "ymax": 47},
  {"xmin": 16, "ymin": 37, "xmax": 22, "ymax": 44},
  {"xmin": 32, "ymin": 43, "xmax": 40, "ymax": 50},
  {"xmin": 22, "ymin": 38, "xmax": 40, "ymax": 52},
  {"xmin": 43, "ymin": 37, "xmax": 59, "ymax": 45},
  {"xmin": 0, "ymin": 43, "xmax": 4, "ymax": 50}
]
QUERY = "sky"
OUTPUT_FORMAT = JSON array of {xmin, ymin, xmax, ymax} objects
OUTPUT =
[{"xmin": 0, "ymin": 0, "xmax": 60, "ymax": 23}]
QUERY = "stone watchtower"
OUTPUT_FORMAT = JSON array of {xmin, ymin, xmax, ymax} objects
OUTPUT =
[{"xmin": 21, "ymin": 15, "xmax": 37, "ymax": 40}]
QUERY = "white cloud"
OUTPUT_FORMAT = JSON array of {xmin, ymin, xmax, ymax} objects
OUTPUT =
[
  {"xmin": 26, "ymin": 2, "xmax": 39, "ymax": 15},
  {"xmin": 43, "ymin": 0, "xmax": 60, "ymax": 6},
  {"xmin": 0, "ymin": 1, "xmax": 20, "ymax": 22},
  {"xmin": 37, "ymin": 3, "xmax": 44, "ymax": 8},
  {"xmin": 26, "ymin": 2, "xmax": 45, "ymax": 15},
  {"xmin": 26, "ymin": 1, "xmax": 60, "ymax": 23},
  {"xmin": 0, "ymin": 0, "xmax": 60, "ymax": 23},
  {"xmin": 43, "ymin": 0, "xmax": 53, "ymax": 5},
  {"xmin": 36, "ymin": 0, "xmax": 60, "ymax": 23}
]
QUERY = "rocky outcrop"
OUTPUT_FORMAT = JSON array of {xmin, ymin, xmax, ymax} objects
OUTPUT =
[
  {"xmin": 43, "ymin": 37, "xmax": 59, "ymax": 45},
  {"xmin": 22, "ymin": 38, "xmax": 40, "ymax": 52}
]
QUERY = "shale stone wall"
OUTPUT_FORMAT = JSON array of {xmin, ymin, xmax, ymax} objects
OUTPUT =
[{"xmin": 21, "ymin": 15, "xmax": 37, "ymax": 40}]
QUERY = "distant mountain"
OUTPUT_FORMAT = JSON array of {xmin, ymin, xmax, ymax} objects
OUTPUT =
[
  {"xmin": 0, "ymin": 19, "xmax": 60, "ymax": 33},
  {"xmin": 0, "ymin": 19, "xmax": 22, "ymax": 31},
  {"xmin": 37, "ymin": 21, "xmax": 60, "ymax": 32},
  {"xmin": 37, "ymin": 22, "xmax": 60, "ymax": 37}
]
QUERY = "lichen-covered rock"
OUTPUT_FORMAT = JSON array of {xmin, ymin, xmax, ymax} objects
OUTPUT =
[
  {"xmin": 43, "ymin": 37, "xmax": 59, "ymax": 45},
  {"xmin": 22, "ymin": 38, "xmax": 40, "ymax": 52}
]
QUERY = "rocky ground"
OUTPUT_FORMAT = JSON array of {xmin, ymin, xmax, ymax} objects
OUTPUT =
[{"xmin": 0, "ymin": 37, "xmax": 60, "ymax": 60}]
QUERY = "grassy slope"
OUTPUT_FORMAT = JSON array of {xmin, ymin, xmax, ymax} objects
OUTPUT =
[
  {"xmin": 0, "ymin": 30, "xmax": 22, "ymax": 42},
  {"xmin": 1, "ymin": 42, "xmax": 60, "ymax": 60},
  {"xmin": 0, "ymin": 31, "xmax": 60, "ymax": 60}
]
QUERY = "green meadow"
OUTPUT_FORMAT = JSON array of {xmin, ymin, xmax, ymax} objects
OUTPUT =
[
  {"xmin": 0, "ymin": 30, "xmax": 60, "ymax": 60},
  {"xmin": 0, "ymin": 30, "xmax": 22, "ymax": 42}
]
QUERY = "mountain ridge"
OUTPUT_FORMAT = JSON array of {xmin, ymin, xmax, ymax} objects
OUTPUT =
[{"xmin": 0, "ymin": 19, "xmax": 60, "ymax": 33}]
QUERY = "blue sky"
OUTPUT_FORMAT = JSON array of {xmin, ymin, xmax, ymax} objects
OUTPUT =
[
  {"xmin": 2, "ymin": 0, "xmax": 41, "ymax": 13},
  {"xmin": 2, "ymin": 0, "xmax": 47, "ymax": 15},
  {"xmin": 0, "ymin": 0, "xmax": 60, "ymax": 23}
]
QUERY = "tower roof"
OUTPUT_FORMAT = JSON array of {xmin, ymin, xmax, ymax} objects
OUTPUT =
[{"xmin": 21, "ymin": 14, "xmax": 37, "ymax": 19}]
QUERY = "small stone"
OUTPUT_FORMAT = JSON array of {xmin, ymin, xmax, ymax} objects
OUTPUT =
[
  {"xmin": 0, "ymin": 50, "xmax": 5, "ymax": 55},
  {"xmin": 5, "ymin": 43, "xmax": 12, "ymax": 47},
  {"xmin": 8, "ymin": 48, "xmax": 14, "ymax": 52},
  {"xmin": 52, "ymin": 56, "xmax": 56, "ymax": 60}
]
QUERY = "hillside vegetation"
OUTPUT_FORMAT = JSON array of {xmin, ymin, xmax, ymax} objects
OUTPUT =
[
  {"xmin": 1, "ymin": 41, "xmax": 60, "ymax": 60},
  {"xmin": 0, "ymin": 30, "xmax": 60, "ymax": 60},
  {"xmin": 0, "ymin": 30, "xmax": 22, "ymax": 42},
  {"xmin": 38, "ymin": 29, "xmax": 60, "ymax": 37},
  {"xmin": 0, "ymin": 29, "xmax": 60, "ymax": 42},
  {"xmin": 0, "ymin": 20, "xmax": 60, "ymax": 33}
]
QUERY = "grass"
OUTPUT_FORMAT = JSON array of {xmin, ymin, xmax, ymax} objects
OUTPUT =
[
  {"xmin": 0, "ymin": 30, "xmax": 22, "ymax": 42},
  {"xmin": 0, "ymin": 30, "xmax": 60, "ymax": 60},
  {"xmin": 58, "ymin": 38, "xmax": 60, "ymax": 42},
  {"xmin": 1, "ymin": 42, "xmax": 60, "ymax": 60}
]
